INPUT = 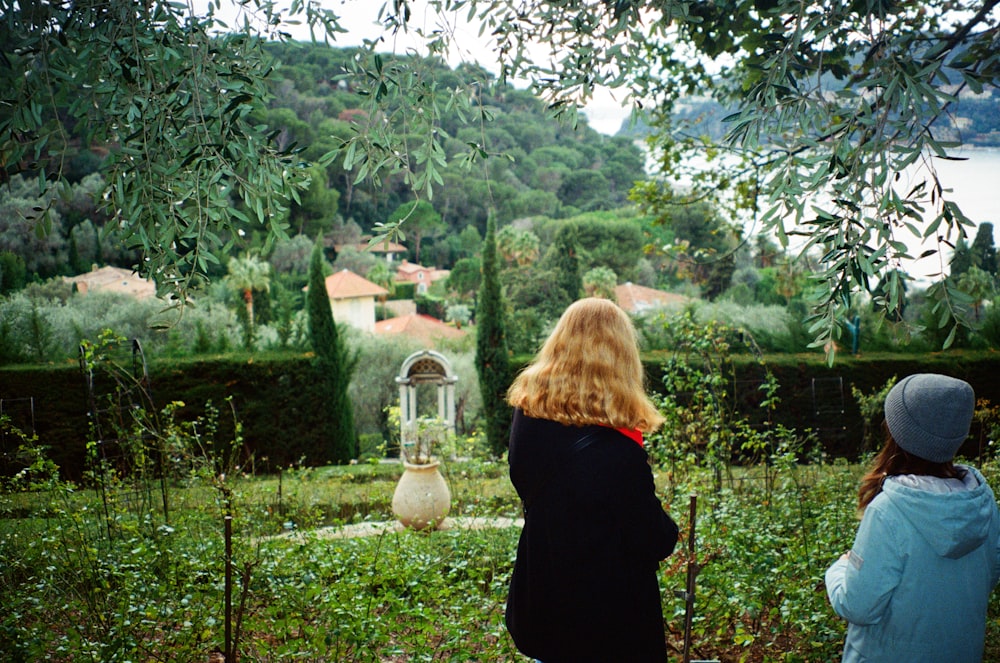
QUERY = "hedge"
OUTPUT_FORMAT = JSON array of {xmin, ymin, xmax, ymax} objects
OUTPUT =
[{"xmin": 3, "ymin": 350, "xmax": 1000, "ymax": 481}]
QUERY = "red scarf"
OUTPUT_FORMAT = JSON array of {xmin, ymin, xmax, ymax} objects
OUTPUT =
[{"xmin": 613, "ymin": 427, "xmax": 644, "ymax": 447}]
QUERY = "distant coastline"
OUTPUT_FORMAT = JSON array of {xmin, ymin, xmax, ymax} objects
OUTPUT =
[{"xmin": 616, "ymin": 97, "xmax": 1000, "ymax": 151}]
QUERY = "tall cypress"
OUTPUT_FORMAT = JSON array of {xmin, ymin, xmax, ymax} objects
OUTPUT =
[
  {"xmin": 971, "ymin": 222, "xmax": 998, "ymax": 276},
  {"xmin": 475, "ymin": 215, "xmax": 513, "ymax": 456},
  {"xmin": 950, "ymin": 237, "xmax": 973, "ymax": 279},
  {"xmin": 306, "ymin": 236, "xmax": 357, "ymax": 464},
  {"xmin": 553, "ymin": 223, "xmax": 582, "ymax": 304}
]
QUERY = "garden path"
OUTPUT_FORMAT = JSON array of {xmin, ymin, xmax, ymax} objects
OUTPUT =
[{"xmin": 276, "ymin": 516, "xmax": 524, "ymax": 541}]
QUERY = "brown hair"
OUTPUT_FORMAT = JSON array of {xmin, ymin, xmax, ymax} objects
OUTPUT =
[
  {"xmin": 506, "ymin": 298, "xmax": 665, "ymax": 432},
  {"xmin": 857, "ymin": 422, "xmax": 964, "ymax": 511}
]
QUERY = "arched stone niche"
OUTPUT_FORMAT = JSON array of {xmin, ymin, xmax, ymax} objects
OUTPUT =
[{"xmin": 395, "ymin": 350, "xmax": 458, "ymax": 461}]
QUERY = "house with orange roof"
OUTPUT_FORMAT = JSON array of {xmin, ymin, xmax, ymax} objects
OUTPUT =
[
  {"xmin": 334, "ymin": 238, "xmax": 408, "ymax": 262},
  {"xmin": 374, "ymin": 314, "xmax": 466, "ymax": 347},
  {"xmin": 64, "ymin": 265, "xmax": 157, "ymax": 300},
  {"xmin": 614, "ymin": 282, "xmax": 690, "ymax": 315},
  {"xmin": 394, "ymin": 260, "xmax": 450, "ymax": 295},
  {"xmin": 315, "ymin": 269, "xmax": 389, "ymax": 332}
]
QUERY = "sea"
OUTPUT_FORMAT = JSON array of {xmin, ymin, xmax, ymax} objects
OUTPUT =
[
  {"xmin": 629, "ymin": 141, "xmax": 1000, "ymax": 284},
  {"xmin": 860, "ymin": 147, "xmax": 1000, "ymax": 282}
]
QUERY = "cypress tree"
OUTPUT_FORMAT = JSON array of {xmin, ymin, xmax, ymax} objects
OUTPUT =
[
  {"xmin": 950, "ymin": 236, "xmax": 973, "ymax": 278},
  {"xmin": 971, "ymin": 222, "xmax": 998, "ymax": 276},
  {"xmin": 0, "ymin": 251, "xmax": 27, "ymax": 295},
  {"xmin": 67, "ymin": 234, "xmax": 82, "ymax": 275},
  {"xmin": 553, "ymin": 223, "xmax": 582, "ymax": 304},
  {"xmin": 306, "ymin": 236, "xmax": 357, "ymax": 464},
  {"xmin": 475, "ymin": 215, "xmax": 513, "ymax": 456}
]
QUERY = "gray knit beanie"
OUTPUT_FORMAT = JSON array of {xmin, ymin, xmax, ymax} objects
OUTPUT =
[{"xmin": 884, "ymin": 373, "xmax": 975, "ymax": 463}]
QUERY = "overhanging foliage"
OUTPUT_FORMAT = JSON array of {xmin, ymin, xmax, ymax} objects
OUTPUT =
[{"xmin": 3, "ymin": 0, "xmax": 998, "ymax": 356}]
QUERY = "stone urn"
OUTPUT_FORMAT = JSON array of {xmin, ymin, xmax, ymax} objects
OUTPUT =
[{"xmin": 391, "ymin": 460, "xmax": 451, "ymax": 531}]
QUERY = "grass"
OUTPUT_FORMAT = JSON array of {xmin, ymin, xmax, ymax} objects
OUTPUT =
[{"xmin": 3, "ymin": 457, "xmax": 1000, "ymax": 661}]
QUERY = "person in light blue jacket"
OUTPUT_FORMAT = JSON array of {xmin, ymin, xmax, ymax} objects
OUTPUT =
[{"xmin": 826, "ymin": 373, "xmax": 1000, "ymax": 662}]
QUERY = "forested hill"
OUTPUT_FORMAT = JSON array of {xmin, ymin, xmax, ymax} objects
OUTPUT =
[
  {"xmin": 255, "ymin": 41, "xmax": 648, "ymax": 238},
  {"xmin": 619, "ymin": 92, "xmax": 1000, "ymax": 148},
  {"xmin": 0, "ymin": 40, "xmax": 651, "ymax": 288}
]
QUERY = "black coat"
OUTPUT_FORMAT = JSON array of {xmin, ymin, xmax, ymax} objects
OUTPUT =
[{"xmin": 505, "ymin": 409, "xmax": 679, "ymax": 663}]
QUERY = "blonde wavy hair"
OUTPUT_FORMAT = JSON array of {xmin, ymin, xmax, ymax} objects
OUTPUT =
[{"xmin": 506, "ymin": 297, "xmax": 665, "ymax": 432}]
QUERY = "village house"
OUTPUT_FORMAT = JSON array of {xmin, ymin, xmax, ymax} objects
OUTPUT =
[
  {"xmin": 64, "ymin": 265, "xmax": 157, "ymax": 300},
  {"xmin": 394, "ymin": 260, "xmax": 450, "ymax": 295},
  {"xmin": 314, "ymin": 269, "xmax": 388, "ymax": 333},
  {"xmin": 333, "ymin": 238, "xmax": 408, "ymax": 263},
  {"xmin": 614, "ymin": 282, "xmax": 689, "ymax": 315},
  {"xmin": 375, "ymin": 313, "xmax": 466, "ymax": 347}
]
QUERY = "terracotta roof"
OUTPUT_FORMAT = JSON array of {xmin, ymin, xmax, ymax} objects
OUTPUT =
[
  {"xmin": 374, "ymin": 314, "xmax": 467, "ymax": 343},
  {"xmin": 395, "ymin": 260, "xmax": 431, "ymax": 276},
  {"xmin": 64, "ymin": 265, "xmax": 157, "ymax": 300},
  {"xmin": 429, "ymin": 268, "xmax": 450, "ymax": 281},
  {"xmin": 614, "ymin": 282, "xmax": 689, "ymax": 314},
  {"xmin": 322, "ymin": 269, "xmax": 388, "ymax": 300},
  {"xmin": 395, "ymin": 260, "xmax": 450, "ymax": 282}
]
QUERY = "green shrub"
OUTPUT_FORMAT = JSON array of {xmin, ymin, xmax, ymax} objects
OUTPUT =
[
  {"xmin": 392, "ymin": 281, "xmax": 416, "ymax": 300},
  {"xmin": 4, "ymin": 370, "xmax": 1000, "ymax": 662},
  {"xmin": 979, "ymin": 299, "xmax": 1000, "ymax": 350},
  {"xmin": 415, "ymin": 293, "xmax": 447, "ymax": 319},
  {"xmin": 357, "ymin": 433, "xmax": 386, "ymax": 460},
  {"xmin": 850, "ymin": 376, "xmax": 898, "ymax": 452}
]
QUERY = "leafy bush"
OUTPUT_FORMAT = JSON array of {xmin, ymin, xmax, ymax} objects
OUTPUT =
[
  {"xmin": 0, "ymin": 401, "xmax": 525, "ymax": 661},
  {"xmin": 979, "ymin": 298, "xmax": 1000, "ymax": 350},
  {"xmin": 850, "ymin": 376, "xmax": 898, "ymax": 453},
  {"xmin": 691, "ymin": 301, "xmax": 796, "ymax": 353},
  {"xmin": 662, "ymin": 464, "xmax": 858, "ymax": 662},
  {"xmin": 0, "ymin": 290, "xmax": 242, "ymax": 362},
  {"xmin": 415, "ymin": 292, "xmax": 448, "ymax": 319},
  {"xmin": 5, "ymin": 406, "xmax": 1000, "ymax": 660},
  {"xmin": 392, "ymin": 281, "xmax": 417, "ymax": 300},
  {"xmin": 357, "ymin": 433, "xmax": 386, "ymax": 460}
]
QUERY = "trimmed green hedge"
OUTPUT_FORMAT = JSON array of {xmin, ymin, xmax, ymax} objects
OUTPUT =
[
  {"xmin": 700, "ymin": 351, "xmax": 1000, "ymax": 459},
  {"xmin": 3, "ymin": 351, "xmax": 999, "ymax": 481},
  {"xmin": 0, "ymin": 353, "xmax": 350, "ymax": 481},
  {"xmin": 390, "ymin": 281, "xmax": 416, "ymax": 300}
]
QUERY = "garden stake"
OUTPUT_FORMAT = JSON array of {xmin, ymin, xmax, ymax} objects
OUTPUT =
[
  {"xmin": 278, "ymin": 467, "xmax": 283, "ymax": 517},
  {"xmin": 221, "ymin": 479, "xmax": 234, "ymax": 663},
  {"xmin": 678, "ymin": 494, "xmax": 701, "ymax": 663},
  {"xmin": 225, "ymin": 511, "xmax": 232, "ymax": 662}
]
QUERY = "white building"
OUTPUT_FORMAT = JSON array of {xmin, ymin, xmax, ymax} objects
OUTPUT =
[{"xmin": 316, "ymin": 269, "xmax": 388, "ymax": 333}]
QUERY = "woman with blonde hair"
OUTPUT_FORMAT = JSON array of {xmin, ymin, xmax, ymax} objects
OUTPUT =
[
  {"xmin": 505, "ymin": 297, "xmax": 679, "ymax": 663},
  {"xmin": 826, "ymin": 373, "xmax": 1000, "ymax": 662}
]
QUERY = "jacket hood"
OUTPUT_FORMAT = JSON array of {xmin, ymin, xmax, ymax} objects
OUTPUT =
[{"xmin": 883, "ymin": 465, "xmax": 996, "ymax": 559}]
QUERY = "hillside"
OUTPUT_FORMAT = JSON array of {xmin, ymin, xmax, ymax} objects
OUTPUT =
[
  {"xmin": 619, "ymin": 91, "xmax": 1000, "ymax": 148},
  {"xmin": 258, "ymin": 42, "xmax": 648, "ymax": 235},
  {"xmin": 0, "ymin": 41, "xmax": 650, "ymax": 286}
]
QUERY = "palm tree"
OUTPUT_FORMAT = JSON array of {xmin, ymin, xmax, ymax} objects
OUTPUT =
[
  {"xmin": 224, "ymin": 253, "xmax": 271, "ymax": 328},
  {"xmin": 511, "ymin": 230, "xmax": 540, "ymax": 267},
  {"xmin": 367, "ymin": 261, "xmax": 395, "ymax": 308},
  {"xmin": 496, "ymin": 225, "xmax": 540, "ymax": 267}
]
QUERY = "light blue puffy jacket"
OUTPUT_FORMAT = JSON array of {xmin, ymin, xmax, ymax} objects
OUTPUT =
[{"xmin": 826, "ymin": 465, "xmax": 1000, "ymax": 663}]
